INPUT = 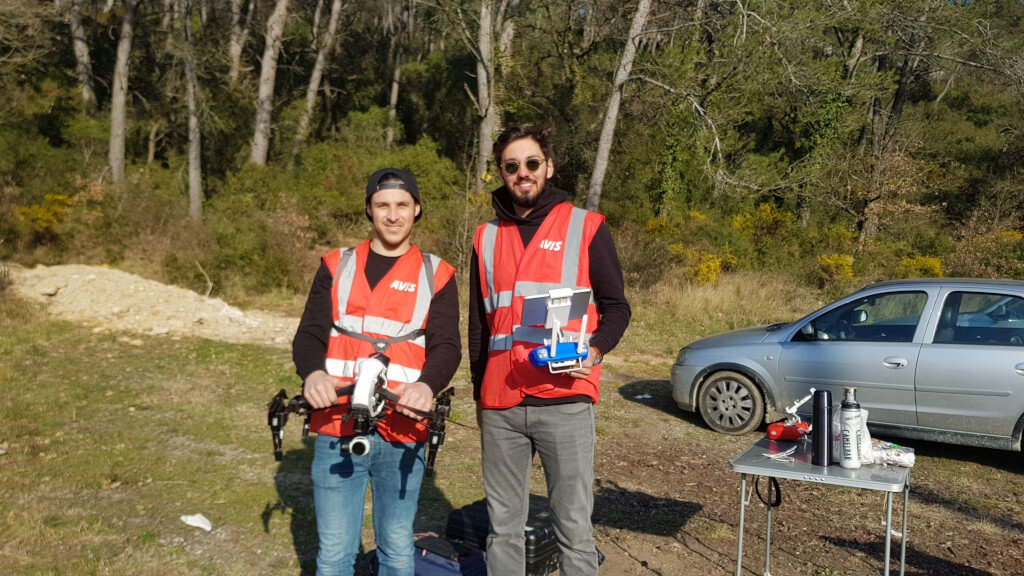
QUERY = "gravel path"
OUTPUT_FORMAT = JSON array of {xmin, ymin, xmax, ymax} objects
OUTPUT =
[{"xmin": 5, "ymin": 263, "xmax": 297, "ymax": 348}]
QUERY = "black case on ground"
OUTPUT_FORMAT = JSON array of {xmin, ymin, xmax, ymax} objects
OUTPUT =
[{"xmin": 444, "ymin": 494, "xmax": 560, "ymax": 576}]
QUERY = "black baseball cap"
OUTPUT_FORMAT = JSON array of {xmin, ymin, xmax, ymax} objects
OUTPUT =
[{"xmin": 365, "ymin": 167, "xmax": 421, "ymax": 221}]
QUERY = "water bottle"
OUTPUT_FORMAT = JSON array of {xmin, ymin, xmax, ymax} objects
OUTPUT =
[{"xmin": 839, "ymin": 387, "xmax": 863, "ymax": 469}]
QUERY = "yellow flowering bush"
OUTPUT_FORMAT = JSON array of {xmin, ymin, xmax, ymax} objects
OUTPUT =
[
  {"xmin": 693, "ymin": 252, "xmax": 722, "ymax": 284},
  {"xmin": 645, "ymin": 217, "xmax": 675, "ymax": 237},
  {"xmin": 14, "ymin": 194, "xmax": 72, "ymax": 240},
  {"xmin": 732, "ymin": 203, "xmax": 794, "ymax": 239},
  {"xmin": 898, "ymin": 256, "xmax": 943, "ymax": 278},
  {"xmin": 817, "ymin": 253, "xmax": 855, "ymax": 286},
  {"xmin": 667, "ymin": 242, "xmax": 694, "ymax": 263}
]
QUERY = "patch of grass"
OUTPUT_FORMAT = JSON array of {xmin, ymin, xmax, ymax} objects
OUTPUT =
[
  {"xmin": 687, "ymin": 517, "xmax": 733, "ymax": 540},
  {"xmin": 0, "ymin": 293, "xmax": 491, "ymax": 575},
  {"xmin": 612, "ymin": 270, "xmax": 824, "ymax": 379},
  {"xmin": 0, "ymin": 296, "xmax": 305, "ymax": 575},
  {"xmin": 964, "ymin": 496, "xmax": 1007, "ymax": 515}
]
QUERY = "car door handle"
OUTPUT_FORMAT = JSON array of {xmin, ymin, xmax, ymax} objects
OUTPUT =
[
  {"xmin": 883, "ymin": 357, "xmax": 908, "ymax": 369},
  {"xmin": 1015, "ymin": 363, "xmax": 1024, "ymax": 376}
]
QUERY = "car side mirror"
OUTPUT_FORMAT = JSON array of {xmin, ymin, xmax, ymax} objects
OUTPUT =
[
  {"xmin": 850, "ymin": 309, "xmax": 868, "ymax": 324},
  {"xmin": 800, "ymin": 324, "xmax": 815, "ymax": 338}
]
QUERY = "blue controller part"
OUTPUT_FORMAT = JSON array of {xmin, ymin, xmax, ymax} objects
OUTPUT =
[{"xmin": 528, "ymin": 342, "xmax": 589, "ymax": 368}]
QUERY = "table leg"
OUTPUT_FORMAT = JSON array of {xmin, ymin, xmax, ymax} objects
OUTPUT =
[
  {"xmin": 764, "ymin": 477, "xmax": 773, "ymax": 576},
  {"xmin": 899, "ymin": 483, "xmax": 909, "ymax": 576},
  {"xmin": 736, "ymin": 473, "xmax": 746, "ymax": 576},
  {"xmin": 883, "ymin": 491, "xmax": 893, "ymax": 576}
]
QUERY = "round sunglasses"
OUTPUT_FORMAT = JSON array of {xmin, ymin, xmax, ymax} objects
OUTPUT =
[{"xmin": 501, "ymin": 157, "xmax": 546, "ymax": 175}]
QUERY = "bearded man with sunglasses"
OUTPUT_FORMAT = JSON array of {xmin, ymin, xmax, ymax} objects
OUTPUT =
[{"xmin": 469, "ymin": 125, "xmax": 631, "ymax": 575}]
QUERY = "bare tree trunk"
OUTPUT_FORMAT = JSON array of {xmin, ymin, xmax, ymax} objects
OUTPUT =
[
  {"xmin": 498, "ymin": 0, "xmax": 520, "ymax": 57},
  {"xmin": 934, "ymin": 66, "xmax": 957, "ymax": 106},
  {"xmin": 475, "ymin": 0, "xmax": 496, "ymax": 191},
  {"xmin": 161, "ymin": 0, "xmax": 174, "ymax": 31},
  {"xmin": 290, "ymin": 0, "xmax": 343, "ymax": 166},
  {"xmin": 183, "ymin": 0, "xmax": 202, "ymax": 220},
  {"xmin": 846, "ymin": 31, "xmax": 864, "ymax": 80},
  {"xmin": 386, "ymin": 48, "xmax": 402, "ymax": 150},
  {"xmin": 250, "ymin": 0, "xmax": 289, "ymax": 165},
  {"xmin": 103, "ymin": 0, "xmax": 115, "ymax": 14},
  {"xmin": 163, "ymin": 0, "xmax": 177, "ymax": 53},
  {"xmin": 310, "ymin": 0, "xmax": 325, "ymax": 51},
  {"xmin": 147, "ymin": 122, "xmax": 160, "ymax": 163},
  {"xmin": 108, "ymin": 0, "xmax": 140, "ymax": 183},
  {"xmin": 228, "ymin": 0, "xmax": 256, "ymax": 83},
  {"xmin": 585, "ymin": 0, "xmax": 652, "ymax": 211},
  {"xmin": 67, "ymin": 0, "xmax": 99, "ymax": 116}
]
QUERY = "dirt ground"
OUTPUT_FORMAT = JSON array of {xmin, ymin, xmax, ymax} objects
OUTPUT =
[{"xmin": 7, "ymin": 263, "xmax": 1024, "ymax": 576}]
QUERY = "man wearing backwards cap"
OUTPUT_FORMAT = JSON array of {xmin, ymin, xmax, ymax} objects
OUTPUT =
[{"xmin": 292, "ymin": 168, "xmax": 461, "ymax": 576}]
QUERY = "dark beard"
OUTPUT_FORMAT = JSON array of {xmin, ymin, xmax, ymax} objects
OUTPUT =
[
  {"xmin": 510, "ymin": 180, "xmax": 543, "ymax": 209},
  {"xmin": 511, "ymin": 192, "xmax": 539, "ymax": 210}
]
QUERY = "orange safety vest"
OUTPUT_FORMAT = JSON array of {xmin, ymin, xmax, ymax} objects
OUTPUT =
[
  {"xmin": 474, "ymin": 202, "xmax": 606, "ymax": 409},
  {"xmin": 311, "ymin": 240, "xmax": 455, "ymax": 442}
]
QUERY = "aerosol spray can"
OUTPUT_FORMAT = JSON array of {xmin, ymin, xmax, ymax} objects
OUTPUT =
[{"xmin": 839, "ymin": 387, "xmax": 863, "ymax": 469}]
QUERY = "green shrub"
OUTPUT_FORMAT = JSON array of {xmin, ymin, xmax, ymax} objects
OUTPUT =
[
  {"xmin": 616, "ymin": 223, "xmax": 672, "ymax": 288},
  {"xmin": 731, "ymin": 203, "xmax": 798, "ymax": 266},
  {"xmin": 945, "ymin": 230, "xmax": 1024, "ymax": 279}
]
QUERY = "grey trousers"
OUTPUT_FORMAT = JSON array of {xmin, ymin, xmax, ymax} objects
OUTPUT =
[{"xmin": 481, "ymin": 403, "xmax": 599, "ymax": 576}]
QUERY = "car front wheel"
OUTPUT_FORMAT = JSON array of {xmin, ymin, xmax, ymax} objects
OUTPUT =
[{"xmin": 698, "ymin": 370, "xmax": 765, "ymax": 435}]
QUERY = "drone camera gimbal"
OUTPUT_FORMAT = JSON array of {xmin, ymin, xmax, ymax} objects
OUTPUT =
[{"xmin": 267, "ymin": 352, "xmax": 452, "ymax": 474}]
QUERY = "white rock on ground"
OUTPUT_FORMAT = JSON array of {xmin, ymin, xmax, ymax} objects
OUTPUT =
[{"xmin": 4, "ymin": 263, "xmax": 298, "ymax": 347}]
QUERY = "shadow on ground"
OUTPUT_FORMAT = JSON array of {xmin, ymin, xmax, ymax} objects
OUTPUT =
[
  {"xmin": 415, "ymin": 470, "xmax": 457, "ymax": 534},
  {"xmin": 908, "ymin": 437, "xmax": 1024, "ymax": 474},
  {"xmin": 264, "ymin": 435, "xmax": 318, "ymax": 575},
  {"xmin": 264, "ymin": 438, "xmax": 457, "ymax": 576},
  {"xmin": 617, "ymin": 379, "xmax": 708, "ymax": 429},
  {"xmin": 823, "ymin": 536, "xmax": 995, "ymax": 576},
  {"xmin": 593, "ymin": 478, "xmax": 702, "ymax": 537},
  {"xmin": 910, "ymin": 483, "xmax": 1024, "ymax": 536}
]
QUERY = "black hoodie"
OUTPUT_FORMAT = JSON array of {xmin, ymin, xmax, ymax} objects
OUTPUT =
[{"xmin": 469, "ymin": 186, "xmax": 632, "ymax": 402}]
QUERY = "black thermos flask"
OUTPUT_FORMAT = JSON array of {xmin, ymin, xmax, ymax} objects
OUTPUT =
[{"xmin": 811, "ymin": 389, "xmax": 832, "ymax": 466}]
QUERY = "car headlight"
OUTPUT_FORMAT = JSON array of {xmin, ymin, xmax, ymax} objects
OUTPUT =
[{"xmin": 675, "ymin": 347, "xmax": 693, "ymax": 365}]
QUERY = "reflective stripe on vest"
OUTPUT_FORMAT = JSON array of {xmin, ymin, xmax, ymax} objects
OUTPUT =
[
  {"xmin": 323, "ymin": 358, "xmax": 422, "ymax": 384},
  {"xmin": 479, "ymin": 207, "xmax": 589, "ymax": 315},
  {"xmin": 313, "ymin": 242, "xmax": 455, "ymax": 442},
  {"xmin": 482, "ymin": 206, "xmax": 594, "ymax": 352},
  {"xmin": 331, "ymin": 248, "xmax": 438, "ymax": 348}
]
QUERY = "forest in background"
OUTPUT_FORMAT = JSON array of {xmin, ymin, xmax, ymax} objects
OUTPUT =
[{"xmin": 2, "ymin": 0, "xmax": 1024, "ymax": 304}]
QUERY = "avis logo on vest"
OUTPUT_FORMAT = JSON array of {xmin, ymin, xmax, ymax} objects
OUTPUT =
[
  {"xmin": 539, "ymin": 240, "xmax": 563, "ymax": 251},
  {"xmin": 389, "ymin": 280, "xmax": 417, "ymax": 292}
]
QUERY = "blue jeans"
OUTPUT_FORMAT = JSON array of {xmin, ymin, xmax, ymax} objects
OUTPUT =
[{"xmin": 311, "ymin": 432, "xmax": 425, "ymax": 576}]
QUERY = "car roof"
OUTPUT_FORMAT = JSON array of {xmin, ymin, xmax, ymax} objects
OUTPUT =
[{"xmin": 863, "ymin": 278, "xmax": 1024, "ymax": 291}]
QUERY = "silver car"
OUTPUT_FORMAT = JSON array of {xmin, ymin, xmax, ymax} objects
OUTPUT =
[{"xmin": 671, "ymin": 278, "xmax": 1024, "ymax": 451}]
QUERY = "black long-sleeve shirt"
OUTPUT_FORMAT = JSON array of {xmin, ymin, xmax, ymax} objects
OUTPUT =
[
  {"xmin": 292, "ymin": 249, "xmax": 461, "ymax": 395},
  {"xmin": 468, "ymin": 187, "xmax": 631, "ymax": 401}
]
